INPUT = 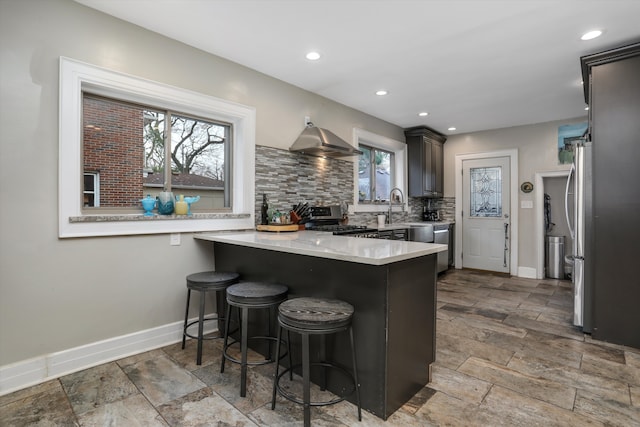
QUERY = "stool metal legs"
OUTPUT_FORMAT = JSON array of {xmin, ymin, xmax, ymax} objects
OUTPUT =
[
  {"xmin": 182, "ymin": 288, "xmax": 227, "ymax": 366},
  {"xmin": 302, "ymin": 333, "xmax": 311, "ymax": 426},
  {"xmin": 181, "ymin": 288, "xmax": 207, "ymax": 365},
  {"xmin": 181, "ymin": 289, "xmax": 192, "ymax": 350},
  {"xmin": 271, "ymin": 324, "xmax": 361, "ymax": 427},
  {"xmin": 221, "ymin": 304, "xmax": 288, "ymax": 398},
  {"xmin": 197, "ymin": 288, "xmax": 206, "ymax": 365},
  {"xmin": 220, "ymin": 303, "xmax": 233, "ymax": 374},
  {"xmin": 350, "ymin": 326, "xmax": 362, "ymax": 422},
  {"xmin": 240, "ymin": 307, "xmax": 249, "ymax": 397}
]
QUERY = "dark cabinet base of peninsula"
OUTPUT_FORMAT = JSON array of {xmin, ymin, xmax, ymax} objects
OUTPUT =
[{"xmin": 212, "ymin": 242, "xmax": 437, "ymax": 420}]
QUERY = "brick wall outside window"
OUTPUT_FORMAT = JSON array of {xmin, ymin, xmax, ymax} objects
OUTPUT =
[{"xmin": 83, "ymin": 96, "xmax": 144, "ymax": 207}]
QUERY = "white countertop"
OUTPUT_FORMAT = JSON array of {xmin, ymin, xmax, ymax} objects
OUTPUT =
[{"xmin": 195, "ymin": 230, "xmax": 446, "ymax": 266}]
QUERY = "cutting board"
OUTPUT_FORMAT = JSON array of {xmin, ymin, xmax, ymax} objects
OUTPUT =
[{"xmin": 256, "ymin": 224, "xmax": 299, "ymax": 232}]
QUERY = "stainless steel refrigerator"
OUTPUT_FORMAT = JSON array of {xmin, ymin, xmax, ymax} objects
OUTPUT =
[
  {"xmin": 564, "ymin": 141, "xmax": 592, "ymax": 332},
  {"xmin": 577, "ymin": 41, "xmax": 640, "ymax": 349}
]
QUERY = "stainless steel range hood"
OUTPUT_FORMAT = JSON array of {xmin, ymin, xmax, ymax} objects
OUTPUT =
[{"xmin": 289, "ymin": 123, "xmax": 363, "ymax": 158}]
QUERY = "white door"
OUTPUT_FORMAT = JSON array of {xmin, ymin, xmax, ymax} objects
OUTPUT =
[{"xmin": 462, "ymin": 157, "xmax": 511, "ymax": 273}]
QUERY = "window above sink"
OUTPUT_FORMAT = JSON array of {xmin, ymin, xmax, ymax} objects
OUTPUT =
[{"xmin": 352, "ymin": 128, "xmax": 407, "ymax": 214}]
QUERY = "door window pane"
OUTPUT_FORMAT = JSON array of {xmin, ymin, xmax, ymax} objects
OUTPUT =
[{"xmin": 470, "ymin": 166, "xmax": 502, "ymax": 217}]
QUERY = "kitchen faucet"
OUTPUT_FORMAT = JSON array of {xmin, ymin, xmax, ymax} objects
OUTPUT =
[{"xmin": 388, "ymin": 187, "xmax": 404, "ymax": 224}]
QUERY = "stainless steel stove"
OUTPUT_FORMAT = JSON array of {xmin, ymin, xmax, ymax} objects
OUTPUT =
[{"xmin": 306, "ymin": 205, "xmax": 379, "ymax": 237}]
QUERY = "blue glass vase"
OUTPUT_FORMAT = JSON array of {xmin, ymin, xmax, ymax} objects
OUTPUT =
[{"xmin": 157, "ymin": 191, "xmax": 174, "ymax": 215}]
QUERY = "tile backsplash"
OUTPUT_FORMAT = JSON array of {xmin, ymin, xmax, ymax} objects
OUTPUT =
[
  {"xmin": 425, "ymin": 197, "xmax": 456, "ymax": 221},
  {"xmin": 255, "ymin": 145, "xmax": 454, "ymax": 224},
  {"xmin": 255, "ymin": 145, "xmax": 354, "ymax": 218}
]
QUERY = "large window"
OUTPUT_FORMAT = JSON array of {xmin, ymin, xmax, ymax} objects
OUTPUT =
[
  {"xmin": 82, "ymin": 95, "xmax": 231, "ymax": 212},
  {"xmin": 59, "ymin": 57, "xmax": 255, "ymax": 237}
]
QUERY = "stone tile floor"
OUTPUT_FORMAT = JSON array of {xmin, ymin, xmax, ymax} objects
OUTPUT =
[{"xmin": 1, "ymin": 269, "xmax": 639, "ymax": 426}]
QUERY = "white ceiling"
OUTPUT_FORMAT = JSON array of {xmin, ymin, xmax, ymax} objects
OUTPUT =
[{"xmin": 75, "ymin": 0, "xmax": 640, "ymax": 135}]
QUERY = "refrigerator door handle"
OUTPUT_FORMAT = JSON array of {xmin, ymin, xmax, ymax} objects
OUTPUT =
[
  {"xmin": 565, "ymin": 163, "xmax": 575, "ymax": 240},
  {"xmin": 573, "ymin": 257, "xmax": 584, "ymax": 327},
  {"xmin": 574, "ymin": 144, "xmax": 585, "ymax": 258}
]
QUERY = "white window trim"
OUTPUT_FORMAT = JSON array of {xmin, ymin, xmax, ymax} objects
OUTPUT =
[
  {"xmin": 59, "ymin": 57, "xmax": 255, "ymax": 238},
  {"xmin": 352, "ymin": 128, "xmax": 407, "ymax": 213}
]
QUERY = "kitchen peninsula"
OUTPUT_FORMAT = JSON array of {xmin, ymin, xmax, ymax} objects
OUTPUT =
[{"xmin": 195, "ymin": 230, "xmax": 446, "ymax": 420}]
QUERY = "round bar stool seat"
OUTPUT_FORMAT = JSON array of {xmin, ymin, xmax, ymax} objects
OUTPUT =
[
  {"xmin": 220, "ymin": 282, "xmax": 289, "ymax": 397},
  {"xmin": 182, "ymin": 271, "xmax": 240, "ymax": 365},
  {"xmin": 271, "ymin": 297, "xmax": 361, "ymax": 427}
]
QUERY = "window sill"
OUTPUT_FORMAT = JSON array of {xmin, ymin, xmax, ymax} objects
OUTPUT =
[
  {"xmin": 62, "ymin": 213, "xmax": 254, "ymax": 237},
  {"xmin": 69, "ymin": 213, "xmax": 250, "ymax": 223}
]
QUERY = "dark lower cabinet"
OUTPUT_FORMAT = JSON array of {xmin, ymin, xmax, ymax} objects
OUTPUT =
[
  {"xmin": 581, "ymin": 41, "xmax": 640, "ymax": 349},
  {"xmin": 405, "ymin": 126, "xmax": 446, "ymax": 198}
]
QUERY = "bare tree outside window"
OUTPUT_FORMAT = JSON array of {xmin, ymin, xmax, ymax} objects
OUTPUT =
[
  {"xmin": 142, "ymin": 112, "xmax": 227, "ymax": 179},
  {"xmin": 142, "ymin": 110, "xmax": 166, "ymax": 174},
  {"xmin": 169, "ymin": 114, "xmax": 226, "ymax": 180}
]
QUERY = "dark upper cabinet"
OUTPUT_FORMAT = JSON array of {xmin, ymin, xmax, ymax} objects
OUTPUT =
[{"xmin": 404, "ymin": 126, "xmax": 447, "ymax": 198}]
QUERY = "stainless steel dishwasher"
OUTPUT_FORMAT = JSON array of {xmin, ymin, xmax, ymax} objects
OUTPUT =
[{"xmin": 433, "ymin": 224, "xmax": 449, "ymax": 273}]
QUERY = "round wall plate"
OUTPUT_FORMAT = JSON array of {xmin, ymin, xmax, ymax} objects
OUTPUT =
[{"xmin": 521, "ymin": 181, "xmax": 534, "ymax": 193}]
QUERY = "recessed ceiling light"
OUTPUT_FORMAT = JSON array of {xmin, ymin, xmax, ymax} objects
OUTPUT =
[
  {"xmin": 418, "ymin": 112, "xmax": 429, "ymax": 117},
  {"xmin": 448, "ymin": 127, "xmax": 456, "ymax": 131},
  {"xmin": 581, "ymin": 30, "xmax": 603, "ymax": 41},
  {"xmin": 305, "ymin": 51, "xmax": 321, "ymax": 60},
  {"xmin": 375, "ymin": 90, "xmax": 388, "ymax": 96}
]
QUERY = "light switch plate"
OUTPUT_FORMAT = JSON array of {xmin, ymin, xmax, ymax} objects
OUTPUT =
[
  {"xmin": 521, "ymin": 200, "xmax": 534, "ymax": 209},
  {"xmin": 170, "ymin": 233, "xmax": 181, "ymax": 245}
]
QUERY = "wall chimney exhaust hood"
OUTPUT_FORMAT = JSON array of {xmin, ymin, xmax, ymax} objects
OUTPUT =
[{"xmin": 289, "ymin": 123, "xmax": 363, "ymax": 158}]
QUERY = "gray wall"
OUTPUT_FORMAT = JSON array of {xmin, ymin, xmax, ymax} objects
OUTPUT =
[
  {"xmin": 0, "ymin": 0, "xmax": 402, "ymax": 366},
  {"xmin": 443, "ymin": 118, "xmax": 585, "ymax": 271}
]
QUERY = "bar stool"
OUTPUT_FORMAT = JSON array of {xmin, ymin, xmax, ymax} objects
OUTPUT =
[
  {"xmin": 271, "ymin": 297, "xmax": 361, "ymax": 427},
  {"xmin": 182, "ymin": 271, "xmax": 240, "ymax": 365},
  {"xmin": 220, "ymin": 281, "xmax": 289, "ymax": 397}
]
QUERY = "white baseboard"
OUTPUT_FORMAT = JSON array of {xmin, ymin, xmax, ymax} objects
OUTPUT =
[
  {"xmin": 0, "ymin": 317, "xmax": 218, "ymax": 396},
  {"xmin": 517, "ymin": 266, "xmax": 538, "ymax": 279}
]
